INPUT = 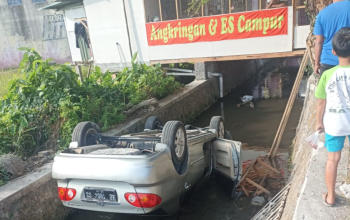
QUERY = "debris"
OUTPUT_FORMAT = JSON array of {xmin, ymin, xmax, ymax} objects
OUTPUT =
[
  {"xmin": 237, "ymin": 157, "xmax": 281, "ymax": 197},
  {"xmin": 240, "ymin": 95, "xmax": 254, "ymax": 103},
  {"xmin": 251, "ymin": 196, "xmax": 265, "ymax": 206},
  {"xmin": 237, "ymin": 95, "xmax": 255, "ymax": 108},
  {"xmin": 340, "ymin": 183, "xmax": 350, "ymax": 199}
]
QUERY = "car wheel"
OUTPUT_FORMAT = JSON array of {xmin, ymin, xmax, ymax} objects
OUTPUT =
[
  {"xmin": 72, "ymin": 121, "xmax": 101, "ymax": 147},
  {"xmin": 161, "ymin": 121, "xmax": 187, "ymax": 173},
  {"xmin": 210, "ymin": 116, "xmax": 225, "ymax": 139},
  {"xmin": 224, "ymin": 130, "xmax": 233, "ymax": 140},
  {"xmin": 144, "ymin": 116, "xmax": 162, "ymax": 130}
]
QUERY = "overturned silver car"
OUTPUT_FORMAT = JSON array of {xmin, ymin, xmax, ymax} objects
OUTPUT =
[{"xmin": 52, "ymin": 116, "xmax": 242, "ymax": 216}]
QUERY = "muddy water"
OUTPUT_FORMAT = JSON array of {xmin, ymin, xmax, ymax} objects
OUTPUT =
[
  {"xmin": 192, "ymin": 67, "xmax": 303, "ymax": 150},
  {"xmin": 66, "ymin": 67, "xmax": 303, "ymax": 220}
]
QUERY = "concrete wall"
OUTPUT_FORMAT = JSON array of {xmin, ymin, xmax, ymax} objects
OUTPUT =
[
  {"xmin": 0, "ymin": 0, "xmax": 71, "ymax": 69},
  {"xmin": 281, "ymin": 76, "xmax": 317, "ymax": 219},
  {"xmin": 0, "ymin": 163, "xmax": 71, "ymax": 220}
]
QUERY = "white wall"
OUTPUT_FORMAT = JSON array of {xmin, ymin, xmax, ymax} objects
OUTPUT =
[
  {"xmin": 294, "ymin": 25, "xmax": 310, "ymax": 49},
  {"xmin": 125, "ymin": 0, "xmax": 150, "ymax": 64},
  {"xmin": 148, "ymin": 7, "xmax": 294, "ymax": 61},
  {"xmin": 83, "ymin": 0, "xmax": 133, "ymax": 71},
  {"xmin": 64, "ymin": 6, "xmax": 86, "ymax": 62},
  {"xmin": 63, "ymin": 4, "xmax": 298, "ymax": 70}
]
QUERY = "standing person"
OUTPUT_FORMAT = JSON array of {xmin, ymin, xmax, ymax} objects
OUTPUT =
[
  {"xmin": 315, "ymin": 27, "xmax": 350, "ymax": 206},
  {"xmin": 313, "ymin": 0, "xmax": 350, "ymax": 75}
]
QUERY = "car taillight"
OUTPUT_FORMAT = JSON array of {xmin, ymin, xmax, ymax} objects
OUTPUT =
[
  {"xmin": 125, "ymin": 193, "xmax": 162, "ymax": 208},
  {"xmin": 58, "ymin": 187, "xmax": 76, "ymax": 201}
]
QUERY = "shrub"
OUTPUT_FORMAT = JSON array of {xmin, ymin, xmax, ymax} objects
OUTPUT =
[
  {"xmin": 116, "ymin": 54, "xmax": 181, "ymax": 105},
  {"xmin": 0, "ymin": 49, "xmax": 181, "ymax": 157}
]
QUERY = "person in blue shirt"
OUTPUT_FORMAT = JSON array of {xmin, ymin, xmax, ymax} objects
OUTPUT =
[{"xmin": 313, "ymin": 0, "xmax": 350, "ymax": 75}]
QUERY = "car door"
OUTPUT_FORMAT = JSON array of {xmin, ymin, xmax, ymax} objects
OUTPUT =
[{"xmin": 212, "ymin": 139, "xmax": 243, "ymax": 182}]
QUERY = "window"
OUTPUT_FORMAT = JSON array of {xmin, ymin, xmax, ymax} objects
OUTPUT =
[
  {"xmin": 231, "ymin": 0, "xmax": 245, "ymax": 13},
  {"xmin": 143, "ymin": 0, "xmax": 289, "ymax": 23},
  {"xmin": 177, "ymin": 0, "xmax": 201, "ymax": 19},
  {"xmin": 203, "ymin": 0, "xmax": 230, "ymax": 16},
  {"xmin": 161, "ymin": 0, "xmax": 177, "ymax": 21},
  {"xmin": 144, "ymin": 0, "xmax": 161, "ymax": 22},
  {"xmin": 295, "ymin": 8, "xmax": 310, "ymax": 26},
  {"xmin": 32, "ymin": 0, "xmax": 46, "ymax": 3},
  {"xmin": 294, "ymin": 0, "xmax": 310, "ymax": 26},
  {"xmin": 7, "ymin": 0, "xmax": 22, "ymax": 6}
]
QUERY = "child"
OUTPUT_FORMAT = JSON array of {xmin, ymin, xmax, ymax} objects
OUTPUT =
[{"xmin": 315, "ymin": 27, "xmax": 350, "ymax": 206}]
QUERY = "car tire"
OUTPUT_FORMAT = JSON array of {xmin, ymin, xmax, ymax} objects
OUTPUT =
[
  {"xmin": 224, "ymin": 130, "xmax": 233, "ymax": 140},
  {"xmin": 72, "ymin": 121, "xmax": 101, "ymax": 147},
  {"xmin": 210, "ymin": 116, "xmax": 225, "ymax": 139},
  {"xmin": 161, "ymin": 121, "xmax": 187, "ymax": 173},
  {"xmin": 144, "ymin": 116, "xmax": 162, "ymax": 130}
]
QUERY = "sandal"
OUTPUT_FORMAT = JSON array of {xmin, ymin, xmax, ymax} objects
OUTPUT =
[{"xmin": 322, "ymin": 193, "xmax": 335, "ymax": 207}]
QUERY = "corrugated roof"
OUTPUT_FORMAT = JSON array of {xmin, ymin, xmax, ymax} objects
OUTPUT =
[{"xmin": 38, "ymin": 0, "xmax": 82, "ymax": 10}]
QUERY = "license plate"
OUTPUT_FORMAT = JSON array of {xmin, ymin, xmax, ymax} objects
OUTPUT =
[{"xmin": 83, "ymin": 188, "xmax": 117, "ymax": 202}]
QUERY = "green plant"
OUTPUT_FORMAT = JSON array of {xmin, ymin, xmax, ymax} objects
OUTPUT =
[
  {"xmin": 0, "ymin": 49, "xmax": 181, "ymax": 157},
  {"xmin": 0, "ymin": 165, "xmax": 10, "ymax": 186},
  {"xmin": 117, "ymin": 53, "xmax": 181, "ymax": 105}
]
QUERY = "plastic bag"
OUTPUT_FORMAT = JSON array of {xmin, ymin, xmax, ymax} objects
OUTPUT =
[{"xmin": 306, "ymin": 131, "xmax": 319, "ymax": 149}]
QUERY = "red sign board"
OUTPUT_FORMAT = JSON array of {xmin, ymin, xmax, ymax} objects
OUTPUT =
[{"xmin": 146, "ymin": 8, "xmax": 288, "ymax": 46}]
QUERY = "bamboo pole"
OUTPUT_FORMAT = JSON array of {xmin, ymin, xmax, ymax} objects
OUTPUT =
[
  {"xmin": 268, "ymin": 49, "xmax": 309, "ymax": 158},
  {"xmin": 269, "ymin": 54, "xmax": 307, "ymax": 158},
  {"xmin": 271, "ymin": 50, "xmax": 309, "ymax": 157},
  {"xmin": 269, "ymin": 50, "xmax": 308, "ymax": 157}
]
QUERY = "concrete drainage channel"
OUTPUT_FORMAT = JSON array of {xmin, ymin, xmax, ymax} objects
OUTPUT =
[
  {"xmin": 1, "ymin": 59, "xmax": 336, "ymax": 220},
  {"xmin": 65, "ymin": 65, "xmax": 304, "ymax": 219}
]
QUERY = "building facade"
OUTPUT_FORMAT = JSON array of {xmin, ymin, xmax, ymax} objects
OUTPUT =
[{"xmin": 0, "ymin": 0, "xmax": 71, "ymax": 69}]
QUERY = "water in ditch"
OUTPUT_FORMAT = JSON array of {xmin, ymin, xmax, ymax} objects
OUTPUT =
[{"xmin": 65, "ymin": 66, "xmax": 303, "ymax": 220}]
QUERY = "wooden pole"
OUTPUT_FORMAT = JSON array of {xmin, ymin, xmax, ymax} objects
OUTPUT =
[
  {"xmin": 259, "ymin": 0, "xmax": 261, "ymax": 10},
  {"xmin": 221, "ymin": 0, "xmax": 224, "ymax": 14},
  {"xmin": 268, "ymin": 49, "xmax": 309, "ymax": 158},
  {"xmin": 175, "ymin": 0, "xmax": 179, "ymax": 19},
  {"xmin": 269, "ymin": 55, "xmax": 306, "ymax": 158},
  {"xmin": 229, "ymin": 0, "xmax": 232, "ymax": 13},
  {"xmin": 75, "ymin": 65, "xmax": 84, "ymax": 83},
  {"xmin": 272, "ymin": 50, "xmax": 309, "ymax": 157},
  {"xmin": 202, "ymin": 1, "xmax": 204, "ymax": 16},
  {"xmin": 269, "ymin": 50, "xmax": 308, "ymax": 157},
  {"xmin": 270, "ymin": 50, "xmax": 307, "ymax": 151},
  {"xmin": 159, "ymin": 0, "xmax": 163, "ymax": 21}
]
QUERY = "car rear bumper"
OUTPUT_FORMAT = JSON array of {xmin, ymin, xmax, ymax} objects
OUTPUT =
[{"xmin": 60, "ymin": 179, "xmax": 151, "ymax": 214}]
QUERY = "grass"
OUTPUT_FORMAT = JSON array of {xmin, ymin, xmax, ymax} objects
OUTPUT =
[
  {"xmin": 0, "ymin": 66, "xmax": 89, "ymax": 97},
  {"xmin": 0, "ymin": 69, "xmax": 23, "ymax": 97}
]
